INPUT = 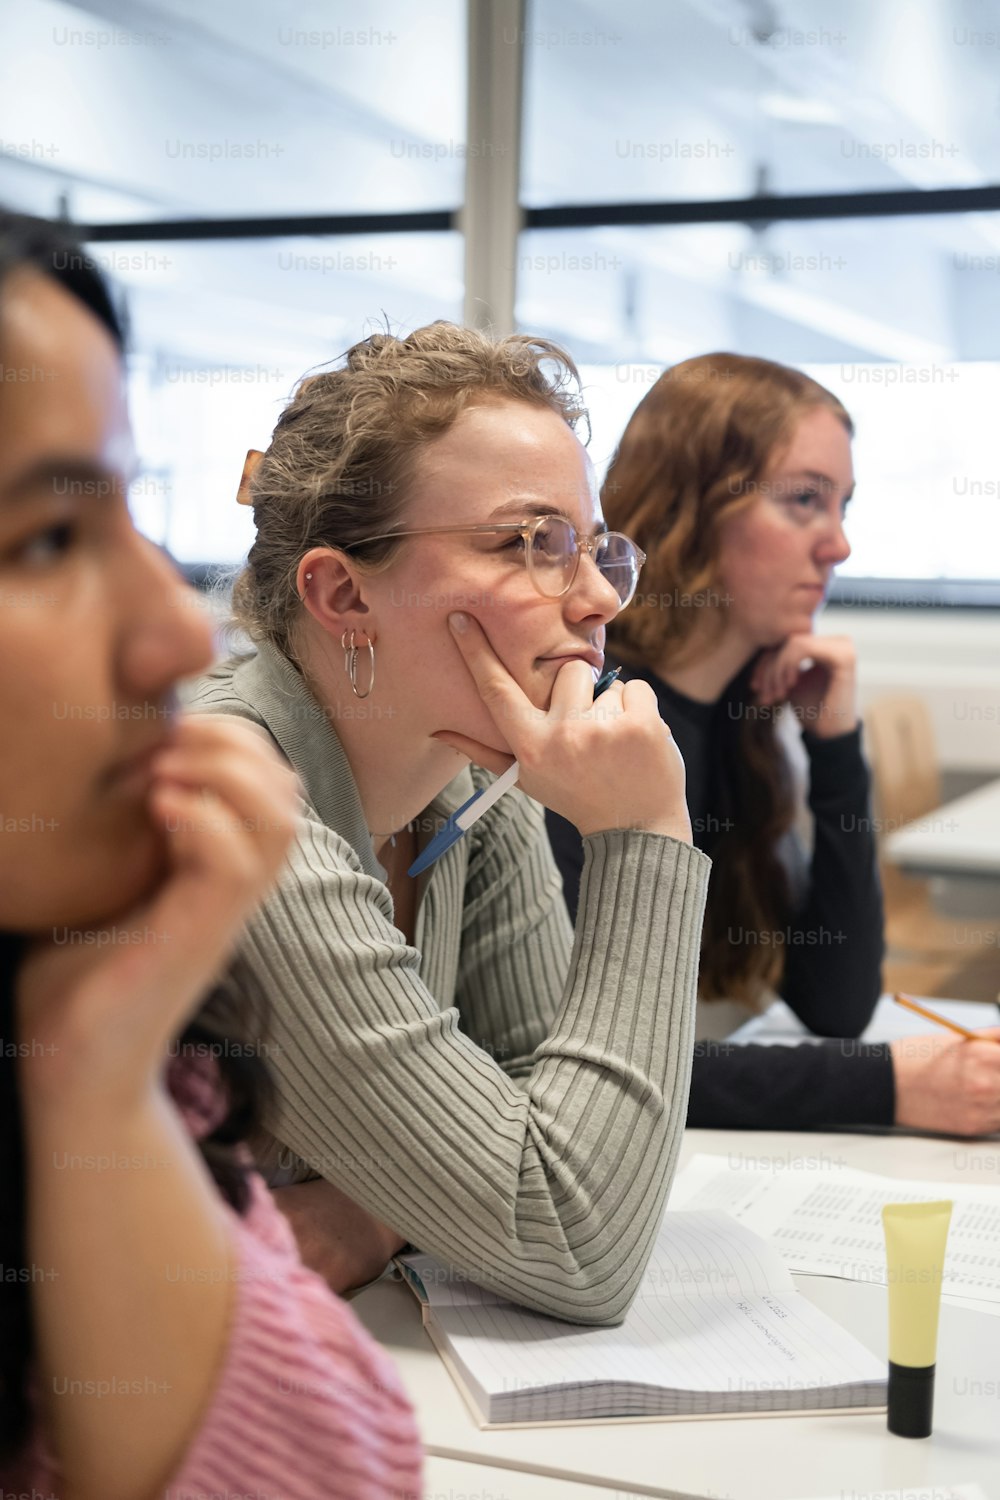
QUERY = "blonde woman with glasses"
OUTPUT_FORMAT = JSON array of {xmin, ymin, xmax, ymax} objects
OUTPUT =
[{"xmin": 191, "ymin": 323, "xmax": 709, "ymax": 1326}]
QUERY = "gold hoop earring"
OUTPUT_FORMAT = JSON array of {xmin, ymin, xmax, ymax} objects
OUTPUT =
[{"xmin": 341, "ymin": 629, "xmax": 376, "ymax": 700}]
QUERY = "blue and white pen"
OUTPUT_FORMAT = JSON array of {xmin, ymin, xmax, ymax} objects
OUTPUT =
[{"xmin": 408, "ymin": 666, "xmax": 623, "ymax": 878}]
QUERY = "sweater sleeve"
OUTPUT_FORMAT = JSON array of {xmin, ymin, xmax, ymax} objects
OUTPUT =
[
  {"xmin": 778, "ymin": 727, "xmax": 885, "ymax": 1037},
  {"xmin": 686, "ymin": 1038, "xmax": 896, "ymax": 1130},
  {"xmin": 165, "ymin": 1173, "xmax": 422, "ymax": 1500},
  {"xmin": 225, "ymin": 806, "xmax": 709, "ymax": 1327},
  {"xmin": 547, "ymin": 737, "xmax": 892, "ymax": 1132},
  {"xmin": 454, "ymin": 786, "xmax": 574, "ymax": 1080}
]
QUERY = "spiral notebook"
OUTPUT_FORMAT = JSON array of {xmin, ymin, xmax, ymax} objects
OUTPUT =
[{"xmin": 396, "ymin": 1209, "xmax": 886, "ymax": 1428}]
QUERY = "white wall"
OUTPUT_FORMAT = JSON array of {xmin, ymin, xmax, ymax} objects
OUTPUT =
[{"xmin": 821, "ymin": 607, "xmax": 1000, "ymax": 772}]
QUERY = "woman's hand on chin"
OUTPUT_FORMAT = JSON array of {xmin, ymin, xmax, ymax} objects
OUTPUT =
[
  {"xmin": 750, "ymin": 633, "xmax": 859, "ymax": 739},
  {"xmin": 16, "ymin": 715, "xmax": 301, "ymax": 1111},
  {"xmin": 431, "ymin": 611, "xmax": 691, "ymax": 844}
]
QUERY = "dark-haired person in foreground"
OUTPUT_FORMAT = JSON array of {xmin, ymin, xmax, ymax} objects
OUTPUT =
[
  {"xmin": 549, "ymin": 353, "xmax": 1000, "ymax": 1137},
  {"xmin": 0, "ymin": 212, "xmax": 421, "ymax": 1500}
]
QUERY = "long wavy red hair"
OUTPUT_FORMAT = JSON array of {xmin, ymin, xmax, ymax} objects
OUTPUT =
[{"xmin": 604, "ymin": 353, "xmax": 853, "ymax": 1005}]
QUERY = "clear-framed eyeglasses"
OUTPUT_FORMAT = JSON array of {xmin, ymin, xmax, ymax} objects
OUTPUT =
[{"xmin": 349, "ymin": 514, "xmax": 647, "ymax": 609}]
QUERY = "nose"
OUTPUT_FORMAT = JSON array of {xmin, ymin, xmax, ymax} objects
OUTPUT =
[
  {"xmin": 117, "ymin": 531, "xmax": 215, "ymax": 702},
  {"xmin": 816, "ymin": 509, "xmax": 851, "ymax": 568},
  {"xmin": 564, "ymin": 547, "xmax": 622, "ymax": 626}
]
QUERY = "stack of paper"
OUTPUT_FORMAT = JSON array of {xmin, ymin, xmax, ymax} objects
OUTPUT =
[{"xmin": 669, "ymin": 1155, "xmax": 1000, "ymax": 1306}]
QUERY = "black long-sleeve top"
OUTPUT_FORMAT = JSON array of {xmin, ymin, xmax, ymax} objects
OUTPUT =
[{"xmin": 546, "ymin": 660, "xmax": 894, "ymax": 1131}]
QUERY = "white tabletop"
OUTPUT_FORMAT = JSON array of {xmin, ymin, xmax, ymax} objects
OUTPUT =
[
  {"xmin": 421, "ymin": 1453, "xmax": 632, "ymax": 1497},
  {"xmin": 884, "ymin": 777, "xmax": 1000, "ymax": 877},
  {"xmin": 354, "ymin": 1129, "xmax": 1000, "ymax": 1500}
]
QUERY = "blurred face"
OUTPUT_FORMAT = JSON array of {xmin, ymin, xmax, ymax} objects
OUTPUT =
[
  {"xmin": 715, "ymin": 405, "xmax": 854, "ymax": 648},
  {"xmin": 0, "ymin": 269, "xmax": 213, "ymax": 932},
  {"xmin": 359, "ymin": 400, "xmax": 624, "ymax": 754}
]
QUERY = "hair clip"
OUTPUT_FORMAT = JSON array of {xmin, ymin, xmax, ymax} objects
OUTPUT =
[{"xmin": 236, "ymin": 448, "xmax": 266, "ymax": 506}]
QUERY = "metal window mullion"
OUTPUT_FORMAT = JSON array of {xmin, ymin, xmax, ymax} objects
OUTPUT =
[{"xmin": 461, "ymin": 0, "xmax": 526, "ymax": 333}]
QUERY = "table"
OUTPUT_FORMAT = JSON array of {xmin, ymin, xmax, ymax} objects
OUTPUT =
[
  {"xmin": 421, "ymin": 1453, "xmax": 631, "ymax": 1497},
  {"xmin": 884, "ymin": 777, "xmax": 1000, "ymax": 879},
  {"xmin": 354, "ymin": 1128, "xmax": 1000, "ymax": 1500}
]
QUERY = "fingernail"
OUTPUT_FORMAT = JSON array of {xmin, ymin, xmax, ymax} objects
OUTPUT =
[{"xmin": 449, "ymin": 611, "xmax": 469, "ymax": 633}]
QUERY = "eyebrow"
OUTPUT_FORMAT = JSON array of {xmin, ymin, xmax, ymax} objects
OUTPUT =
[
  {"xmin": 487, "ymin": 500, "xmax": 610, "ymax": 533},
  {"xmin": 0, "ymin": 457, "xmax": 132, "ymax": 507}
]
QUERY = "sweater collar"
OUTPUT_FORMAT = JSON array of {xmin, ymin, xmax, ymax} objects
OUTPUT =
[{"xmin": 228, "ymin": 642, "xmax": 475, "ymax": 879}]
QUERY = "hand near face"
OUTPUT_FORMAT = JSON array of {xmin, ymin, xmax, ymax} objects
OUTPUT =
[
  {"xmin": 17, "ymin": 716, "xmax": 301, "ymax": 1109},
  {"xmin": 750, "ymin": 633, "xmax": 859, "ymax": 740},
  {"xmin": 431, "ymin": 611, "xmax": 692, "ymax": 844}
]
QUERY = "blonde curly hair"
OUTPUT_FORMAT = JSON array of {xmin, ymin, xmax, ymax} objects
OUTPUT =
[{"xmin": 230, "ymin": 321, "xmax": 588, "ymax": 661}]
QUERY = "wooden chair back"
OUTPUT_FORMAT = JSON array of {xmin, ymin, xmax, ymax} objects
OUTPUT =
[{"xmin": 866, "ymin": 695, "xmax": 941, "ymax": 833}]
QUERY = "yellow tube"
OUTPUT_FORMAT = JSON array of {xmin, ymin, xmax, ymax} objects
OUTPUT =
[{"xmin": 881, "ymin": 1200, "xmax": 953, "ymax": 1438}]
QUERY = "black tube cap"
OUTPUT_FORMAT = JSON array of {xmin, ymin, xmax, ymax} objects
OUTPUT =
[{"xmin": 887, "ymin": 1361, "xmax": 935, "ymax": 1438}]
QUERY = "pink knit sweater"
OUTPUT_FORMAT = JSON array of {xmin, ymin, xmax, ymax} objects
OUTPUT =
[{"xmin": 4, "ymin": 1051, "xmax": 424, "ymax": 1500}]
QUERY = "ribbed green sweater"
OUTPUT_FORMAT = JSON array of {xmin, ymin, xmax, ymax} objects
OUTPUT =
[{"xmin": 189, "ymin": 642, "xmax": 710, "ymax": 1326}]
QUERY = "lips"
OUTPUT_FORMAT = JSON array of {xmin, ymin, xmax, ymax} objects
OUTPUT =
[
  {"xmin": 105, "ymin": 736, "xmax": 172, "ymax": 793},
  {"xmin": 538, "ymin": 648, "xmax": 605, "ymax": 673}
]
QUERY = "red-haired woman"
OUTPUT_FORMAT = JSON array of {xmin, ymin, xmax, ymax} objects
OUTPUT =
[{"xmin": 549, "ymin": 353, "xmax": 1000, "ymax": 1137}]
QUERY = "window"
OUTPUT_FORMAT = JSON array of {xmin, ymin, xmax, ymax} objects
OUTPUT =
[
  {"xmin": 522, "ymin": 0, "xmax": 1000, "ymax": 203},
  {"xmin": 519, "ymin": 0, "xmax": 1000, "ymax": 602},
  {"xmin": 4, "ymin": 0, "xmax": 999, "ymax": 599},
  {"xmin": 106, "ymin": 233, "xmax": 463, "ymax": 566},
  {"xmin": 1, "ymin": 0, "xmax": 466, "ymax": 219},
  {"xmin": 0, "ymin": 0, "xmax": 465, "ymax": 571}
]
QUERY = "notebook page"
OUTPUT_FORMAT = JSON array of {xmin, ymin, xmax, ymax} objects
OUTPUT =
[
  {"xmin": 431, "ymin": 1271, "xmax": 884, "ymax": 1413},
  {"xmin": 401, "ymin": 1213, "xmax": 882, "ymax": 1417},
  {"xmin": 639, "ymin": 1206, "xmax": 794, "ymax": 1298},
  {"xmin": 730, "ymin": 995, "xmax": 1000, "ymax": 1047},
  {"xmin": 670, "ymin": 1154, "xmax": 1000, "ymax": 1303}
]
